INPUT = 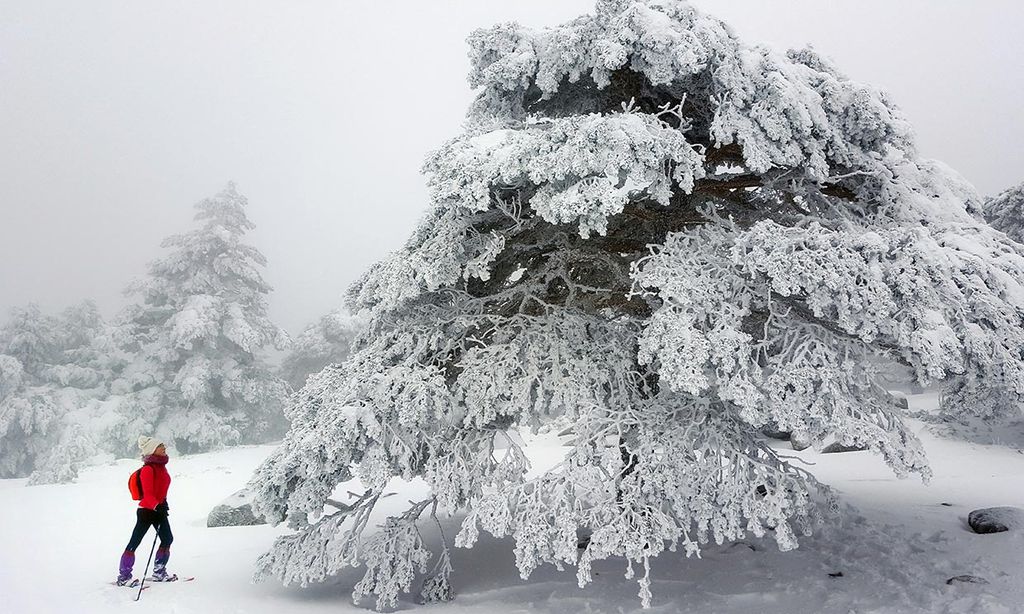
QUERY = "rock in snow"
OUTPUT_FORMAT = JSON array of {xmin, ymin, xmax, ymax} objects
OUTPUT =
[
  {"xmin": 946, "ymin": 575, "xmax": 989, "ymax": 585},
  {"xmin": 821, "ymin": 441, "xmax": 868, "ymax": 454},
  {"xmin": 207, "ymin": 489, "xmax": 267, "ymax": 527},
  {"xmin": 967, "ymin": 506, "xmax": 1024, "ymax": 534},
  {"xmin": 790, "ymin": 430, "xmax": 812, "ymax": 451}
]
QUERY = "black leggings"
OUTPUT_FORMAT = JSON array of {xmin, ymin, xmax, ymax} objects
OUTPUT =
[{"xmin": 125, "ymin": 507, "xmax": 173, "ymax": 552}]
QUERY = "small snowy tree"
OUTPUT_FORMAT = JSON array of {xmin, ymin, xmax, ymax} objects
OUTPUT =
[
  {"xmin": 0, "ymin": 353, "xmax": 33, "ymax": 478},
  {"xmin": 118, "ymin": 182, "xmax": 289, "ymax": 453},
  {"xmin": 280, "ymin": 309, "xmax": 365, "ymax": 390},
  {"xmin": 250, "ymin": 1, "xmax": 1024, "ymax": 608},
  {"xmin": 0, "ymin": 305, "xmax": 64, "ymax": 478},
  {"xmin": 0, "ymin": 302, "xmax": 108, "ymax": 481},
  {"xmin": 0, "ymin": 304, "xmax": 58, "ymax": 376},
  {"xmin": 984, "ymin": 181, "xmax": 1024, "ymax": 243},
  {"xmin": 44, "ymin": 301, "xmax": 107, "ymax": 390}
]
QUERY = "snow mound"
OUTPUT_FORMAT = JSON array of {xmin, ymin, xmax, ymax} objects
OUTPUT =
[{"xmin": 968, "ymin": 507, "xmax": 1024, "ymax": 534}]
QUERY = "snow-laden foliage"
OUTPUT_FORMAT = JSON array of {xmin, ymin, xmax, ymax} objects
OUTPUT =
[
  {"xmin": 280, "ymin": 309, "xmax": 366, "ymax": 390},
  {"xmin": 1, "ymin": 186, "xmax": 290, "ymax": 480},
  {"xmin": 1, "ymin": 304, "xmax": 57, "ymax": 376},
  {"xmin": 0, "ymin": 302, "xmax": 108, "ymax": 481},
  {"xmin": 250, "ymin": 1, "xmax": 1024, "ymax": 608},
  {"xmin": 116, "ymin": 183, "xmax": 289, "ymax": 453},
  {"xmin": 984, "ymin": 181, "xmax": 1024, "ymax": 244}
]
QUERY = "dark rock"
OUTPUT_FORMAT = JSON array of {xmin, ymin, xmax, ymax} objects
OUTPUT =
[
  {"xmin": 821, "ymin": 441, "xmax": 868, "ymax": 454},
  {"xmin": 828, "ymin": 571, "xmax": 844, "ymax": 578},
  {"xmin": 728, "ymin": 541, "xmax": 758, "ymax": 552},
  {"xmin": 946, "ymin": 575, "xmax": 989, "ymax": 585},
  {"xmin": 790, "ymin": 430, "xmax": 812, "ymax": 451},
  {"xmin": 967, "ymin": 506, "xmax": 1024, "ymax": 534},
  {"xmin": 893, "ymin": 395, "xmax": 909, "ymax": 409},
  {"xmin": 207, "ymin": 489, "xmax": 267, "ymax": 528}
]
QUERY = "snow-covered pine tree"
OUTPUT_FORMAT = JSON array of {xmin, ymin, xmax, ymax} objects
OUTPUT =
[
  {"xmin": 0, "ymin": 304, "xmax": 56, "ymax": 478},
  {"xmin": 984, "ymin": 181, "xmax": 1024, "ymax": 243},
  {"xmin": 119, "ymin": 182, "xmax": 288, "ymax": 453},
  {"xmin": 0, "ymin": 302, "xmax": 107, "ymax": 481},
  {"xmin": 0, "ymin": 304, "xmax": 57, "ymax": 377},
  {"xmin": 280, "ymin": 309, "xmax": 365, "ymax": 390},
  {"xmin": 25, "ymin": 301, "xmax": 111, "ymax": 484},
  {"xmin": 949, "ymin": 179, "xmax": 1024, "ymax": 420},
  {"xmin": 45, "ymin": 301, "xmax": 107, "ymax": 390},
  {"xmin": 249, "ymin": 1, "xmax": 1024, "ymax": 608},
  {"xmin": 0, "ymin": 352, "xmax": 34, "ymax": 478}
]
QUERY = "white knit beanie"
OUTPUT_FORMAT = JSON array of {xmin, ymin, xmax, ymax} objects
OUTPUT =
[{"xmin": 138, "ymin": 435, "xmax": 163, "ymax": 456}]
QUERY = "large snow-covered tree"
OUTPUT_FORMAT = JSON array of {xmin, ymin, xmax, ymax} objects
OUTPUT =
[
  {"xmin": 279, "ymin": 309, "xmax": 365, "ymax": 390},
  {"xmin": 118, "ymin": 182, "xmax": 289, "ymax": 453},
  {"xmin": 250, "ymin": 1, "xmax": 1024, "ymax": 608}
]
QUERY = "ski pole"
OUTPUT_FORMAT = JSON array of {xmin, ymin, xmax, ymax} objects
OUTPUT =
[{"xmin": 135, "ymin": 532, "xmax": 159, "ymax": 601}]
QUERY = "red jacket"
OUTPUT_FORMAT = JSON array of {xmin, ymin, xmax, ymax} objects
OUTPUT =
[{"xmin": 138, "ymin": 463, "xmax": 171, "ymax": 511}]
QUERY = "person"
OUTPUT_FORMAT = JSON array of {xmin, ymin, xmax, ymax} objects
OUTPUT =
[{"xmin": 115, "ymin": 436, "xmax": 176, "ymax": 585}]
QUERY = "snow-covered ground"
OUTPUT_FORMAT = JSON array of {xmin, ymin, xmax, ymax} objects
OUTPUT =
[{"xmin": 2, "ymin": 394, "xmax": 1023, "ymax": 613}]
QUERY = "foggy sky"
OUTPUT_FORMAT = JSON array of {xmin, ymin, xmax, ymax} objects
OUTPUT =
[{"xmin": 2, "ymin": 1, "xmax": 1022, "ymax": 336}]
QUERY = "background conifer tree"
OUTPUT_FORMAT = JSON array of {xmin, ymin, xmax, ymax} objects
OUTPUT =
[
  {"xmin": 0, "ymin": 302, "xmax": 107, "ymax": 481},
  {"xmin": 119, "ymin": 182, "xmax": 289, "ymax": 453},
  {"xmin": 279, "ymin": 309, "xmax": 364, "ymax": 390}
]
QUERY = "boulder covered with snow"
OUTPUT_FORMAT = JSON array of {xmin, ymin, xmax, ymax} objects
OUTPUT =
[
  {"xmin": 790, "ymin": 430, "xmax": 812, "ymax": 451},
  {"xmin": 967, "ymin": 506, "xmax": 1024, "ymax": 534},
  {"xmin": 821, "ymin": 441, "xmax": 868, "ymax": 454},
  {"xmin": 207, "ymin": 489, "xmax": 266, "ymax": 527}
]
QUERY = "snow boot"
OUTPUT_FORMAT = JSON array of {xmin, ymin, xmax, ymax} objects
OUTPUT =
[
  {"xmin": 116, "ymin": 550, "xmax": 135, "ymax": 585},
  {"xmin": 151, "ymin": 547, "xmax": 177, "ymax": 582}
]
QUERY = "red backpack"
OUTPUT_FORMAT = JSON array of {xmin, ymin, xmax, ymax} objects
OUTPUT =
[{"xmin": 128, "ymin": 467, "xmax": 144, "ymax": 501}]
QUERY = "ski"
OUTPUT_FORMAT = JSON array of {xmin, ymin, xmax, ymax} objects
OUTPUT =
[{"xmin": 111, "ymin": 579, "xmax": 149, "ymax": 591}]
